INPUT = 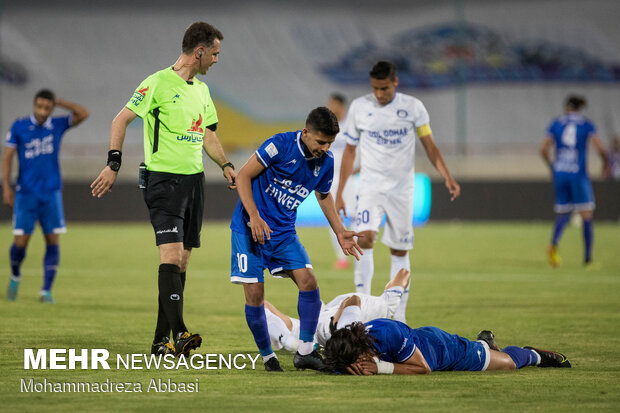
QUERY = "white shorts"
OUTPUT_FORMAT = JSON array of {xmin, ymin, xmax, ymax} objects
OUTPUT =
[
  {"xmin": 315, "ymin": 291, "xmax": 401, "ymax": 346},
  {"xmin": 355, "ymin": 189, "xmax": 414, "ymax": 250}
]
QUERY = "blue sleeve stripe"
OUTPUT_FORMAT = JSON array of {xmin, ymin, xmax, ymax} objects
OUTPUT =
[
  {"xmin": 255, "ymin": 151, "xmax": 268, "ymax": 168},
  {"xmin": 399, "ymin": 344, "xmax": 417, "ymax": 363},
  {"xmin": 344, "ymin": 132, "xmax": 359, "ymax": 141}
]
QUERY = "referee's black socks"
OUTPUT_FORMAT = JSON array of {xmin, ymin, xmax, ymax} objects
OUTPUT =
[{"xmin": 158, "ymin": 263, "xmax": 188, "ymax": 339}]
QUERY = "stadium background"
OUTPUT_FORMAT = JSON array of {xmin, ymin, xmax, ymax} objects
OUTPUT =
[{"xmin": 1, "ymin": 0, "xmax": 619, "ymax": 222}]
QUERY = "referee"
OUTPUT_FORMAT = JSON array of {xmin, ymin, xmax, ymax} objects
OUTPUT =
[{"xmin": 91, "ymin": 22, "xmax": 236, "ymax": 357}]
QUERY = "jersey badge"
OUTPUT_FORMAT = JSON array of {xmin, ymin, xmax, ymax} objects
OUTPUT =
[
  {"xmin": 265, "ymin": 142, "xmax": 278, "ymax": 158},
  {"xmin": 397, "ymin": 109, "xmax": 408, "ymax": 118},
  {"xmin": 314, "ymin": 163, "xmax": 321, "ymax": 177}
]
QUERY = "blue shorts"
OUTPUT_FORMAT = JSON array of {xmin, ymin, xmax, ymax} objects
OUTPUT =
[
  {"xmin": 230, "ymin": 230, "xmax": 312, "ymax": 284},
  {"xmin": 13, "ymin": 190, "xmax": 66, "ymax": 236},
  {"xmin": 414, "ymin": 326, "xmax": 490, "ymax": 372},
  {"xmin": 553, "ymin": 172, "xmax": 595, "ymax": 213}
]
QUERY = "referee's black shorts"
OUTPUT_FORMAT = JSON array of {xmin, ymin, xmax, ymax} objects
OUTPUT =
[{"xmin": 143, "ymin": 171, "xmax": 205, "ymax": 248}]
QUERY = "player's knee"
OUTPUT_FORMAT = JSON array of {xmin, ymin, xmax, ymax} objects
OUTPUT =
[
  {"xmin": 579, "ymin": 210, "xmax": 593, "ymax": 220},
  {"xmin": 358, "ymin": 233, "xmax": 375, "ymax": 249},
  {"xmin": 390, "ymin": 248, "xmax": 408, "ymax": 257},
  {"xmin": 344, "ymin": 295, "xmax": 361, "ymax": 307}
]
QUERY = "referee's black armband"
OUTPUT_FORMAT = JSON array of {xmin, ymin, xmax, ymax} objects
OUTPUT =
[{"xmin": 206, "ymin": 122, "xmax": 218, "ymax": 132}]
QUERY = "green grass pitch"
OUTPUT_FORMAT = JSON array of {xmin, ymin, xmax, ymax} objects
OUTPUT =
[{"xmin": 1, "ymin": 221, "xmax": 619, "ymax": 412}]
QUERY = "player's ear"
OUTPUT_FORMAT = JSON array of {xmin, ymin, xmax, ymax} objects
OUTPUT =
[{"xmin": 393, "ymin": 76, "xmax": 399, "ymax": 88}]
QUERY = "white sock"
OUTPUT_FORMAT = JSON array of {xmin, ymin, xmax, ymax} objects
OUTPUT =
[
  {"xmin": 262, "ymin": 352, "xmax": 276, "ymax": 363},
  {"xmin": 354, "ymin": 248, "xmax": 374, "ymax": 294},
  {"xmin": 390, "ymin": 253, "xmax": 410, "ymax": 322},
  {"xmin": 265, "ymin": 308, "xmax": 292, "ymax": 351},
  {"xmin": 297, "ymin": 341, "xmax": 314, "ymax": 356}
]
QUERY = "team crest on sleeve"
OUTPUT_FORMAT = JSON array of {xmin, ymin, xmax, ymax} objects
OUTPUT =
[{"xmin": 266, "ymin": 143, "xmax": 278, "ymax": 158}]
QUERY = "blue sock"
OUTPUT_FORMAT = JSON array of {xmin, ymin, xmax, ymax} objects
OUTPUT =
[
  {"xmin": 10, "ymin": 244, "xmax": 26, "ymax": 280},
  {"xmin": 502, "ymin": 346, "xmax": 539, "ymax": 369},
  {"xmin": 298, "ymin": 288, "xmax": 321, "ymax": 343},
  {"xmin": 583, "ymin": 219, "xmax": 593, "ymax": 262},
  {"xmin": 245, "ymin": 304, "xmax": 273, "ymax": 357},
  {"xmin": 42, "ymin": 245, "xmax": 60, "ymax": 292},
  {"xmin": 551, "ymin": 214, "xmax": 570, "ymax": 246}
]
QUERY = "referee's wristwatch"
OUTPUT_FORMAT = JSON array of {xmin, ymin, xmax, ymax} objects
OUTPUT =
[
  {"xmin": 107, "ymin": 161, "xmax": 121, "ymax": 172},
  {"xmin": 221, "ymin": 162, "xmax": 234, "ymax": 171}
]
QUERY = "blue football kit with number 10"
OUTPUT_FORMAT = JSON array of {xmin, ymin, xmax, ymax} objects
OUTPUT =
[{"xmin": 230, "ymin": 131, "xmax": 334, "ymax": 283}]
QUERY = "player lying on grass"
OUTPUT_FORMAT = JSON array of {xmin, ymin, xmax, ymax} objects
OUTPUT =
[
  {"xmin": 265, "ymin": 269, "xmax": 410, "ymax": 352},
  {"xmin": 324, "ymin": 320, "xmax": 571, "ymax": 375}
]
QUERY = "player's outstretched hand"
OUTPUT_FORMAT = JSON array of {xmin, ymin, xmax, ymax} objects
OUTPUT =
[
  {"xmin": 90, "ymin": 166, "xmax": 118, "ymax": 198},
  {"xmin": 446, "ymin": 178, "xmax": 461, "ymax": 201},
  {"xmin": 337, "ymin": 230, "xmax": 363, "ymax": 261},
  {"xmin": 223, "ymin": 166, "xmax": 237, "ymax": 190},
  {"xmin": 249, "ymin": 215, "xmax": 272, "ymax": 244}
]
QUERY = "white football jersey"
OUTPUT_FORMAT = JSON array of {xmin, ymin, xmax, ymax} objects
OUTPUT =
[{"xmin": 344, "ymin": 92, "xmax": 430, "ymax": 192}]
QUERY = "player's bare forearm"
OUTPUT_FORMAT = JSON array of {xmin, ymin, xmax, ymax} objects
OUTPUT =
[
  {"xmin": 2, "ymin": 147, "xmax": 16, "ymax": 206},
  {"xmin": 317, "ymin": 191, "xmax": 363, "ymax": 259},
  {"xmin": 591, "ymin": 135, "xmax": 609, "ymax": 176},
  {"xmin": 420, "ymin": 135, "xmax": 460, "ymax": 200},
  {"xmin": 202, "ymin": 130, "xmax": 237, "ymax": 187},
  {"xmin": 540, "ymin": 136, "xmax": 554, "ymax": 169},
  {"xmin": 90, "ymin": 108, "xmax": 135, "ymax": 198},
  {"xmin": 336, "ymin": 144, "xmax": 356, "ymax": 215},
  {"xmin": 237, "ymin": 155, "xmax": 271, "ymax": 243},
  {"xmin": 55, "ymin": 98, "xmax": 89, "ymax": 126},
  {"xmin": 317, "ymin": 192, "xmax": 345, "ymax": 234}
]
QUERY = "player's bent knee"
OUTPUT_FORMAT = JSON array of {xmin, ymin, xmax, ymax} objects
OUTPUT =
[{"xmin": 343, "ymin": 295, "xmax": 361, "ymax": 307}]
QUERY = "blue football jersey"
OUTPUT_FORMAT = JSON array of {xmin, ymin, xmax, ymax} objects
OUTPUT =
[
  {"xmin": 366, "ymin": 319, "xmax": 482, "ymax": 372},
  {"xmin": 546, "ymin": 113, "xmax": 596, "ymax": 175},
  {"xmin": 5, "ymin": 114, "xmax": 72, "ymax": 194},
  {"xmin": 230, "ymin": 131, "xmax": 334, "ymax": 236}
]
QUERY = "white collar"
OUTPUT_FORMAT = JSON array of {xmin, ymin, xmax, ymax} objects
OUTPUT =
[{"xmin": 30, "ymin": 114, "xmax": 53, "ymax": 129}]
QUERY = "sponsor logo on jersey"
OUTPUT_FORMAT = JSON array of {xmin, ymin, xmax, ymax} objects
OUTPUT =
[
  {"xmin": 176, "ymin": 115, "xmax": 205, "ymax": 143},
  {"xmin": 187, "ymin": 114, "xmax": 204, "ymax": 134},
  {"xmin": 130, "ymin": 86, "xmax": 150, "ymax": 106}
]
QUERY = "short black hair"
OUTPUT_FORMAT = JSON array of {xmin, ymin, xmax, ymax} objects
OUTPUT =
[
  {"xmin": 324, "ymin": 322, "xmax": 376, "ymax": 374},
  {"xmin": 565, "ymin": 95, "xmax": 587, "ymax": 111},
  {"xmin": 329, "ymin": 93, "xmax": 347, "ymax": 105},
  {"xmin": 369, "ymin": 61, "xmax": 397, "ymax": 80},
  {"xmin": 306, "ymin": 107, "xmax": 339, "ymax": 136},
  {"xmin": 34, "ymin": 89, "xmax": 55, "ymax": 103},
  {"xmin": 182, "ymin": 22, "xmax": 223, "ymax": 54}
]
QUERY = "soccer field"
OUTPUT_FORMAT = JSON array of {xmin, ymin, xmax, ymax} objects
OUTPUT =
[{"xmin": 1, "ymin": 221, "xmax": 619, "ymax": 412}]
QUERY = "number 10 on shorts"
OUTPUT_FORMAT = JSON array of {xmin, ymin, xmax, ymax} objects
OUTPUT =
[{"xmin": 236, "ymin": 253, "xmax": 248, "ymax": 273}]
